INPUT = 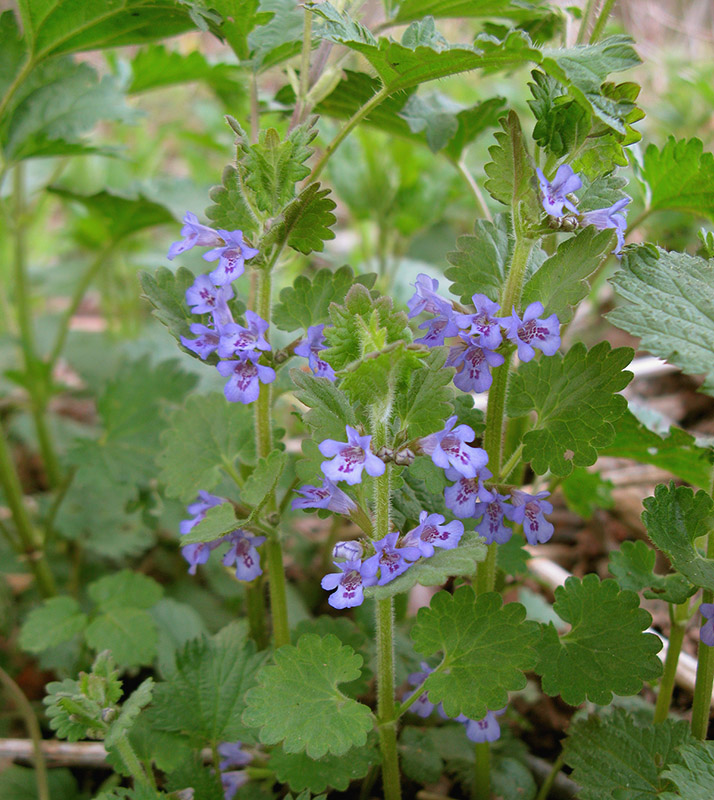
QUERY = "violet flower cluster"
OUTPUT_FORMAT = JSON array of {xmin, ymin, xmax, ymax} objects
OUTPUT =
[
  {"xmin": 536, "ymin": 164, "xmax": 631, "ymax": 254},
  {"xmin": 407, "ymin": 275, "xmax": 560, "ymax": 394},
  {"xmin": 294, "ymin": 323, "xmax": 336, "ymax": 381},
  {"xmin": 168, "ymin": 212, "xmax": 275, "ymax": 404},
  {"xmin": 217, "ymin": 741, "xmax": 252, "ymax": 800},
  {"xmin": 405, "ymin": 663, "xmax": 507, "ymax": 743},
  {"xmin": 180, "ymin": 491, "xmax": 265, "ymax": 580}
]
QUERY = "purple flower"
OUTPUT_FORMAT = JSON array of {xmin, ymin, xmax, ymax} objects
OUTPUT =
[
  {"xmin": 537, "ymin": 165, "xmax": 581, "ymax": 217},
  {"xmin": 168, "ymin": 212, "xmax": 222, "ymax": 260},
  {"xmin": 204, "ymin": 230, "xmax": 259, "ymax": 285},
  {"xmin": 419, "ymin": 415, "xmax": 489, "ymax": 479},
  {"xmin": 216, "ymin": 352, "xmax": 276, "ymax": 404},
  {"xmin": 498, "ymin": 302, "xmax": 560, "ymax": 362},
  {"xmin": 186, "ymin": 274, "xmax": 235, "ymax": 317},
  {"xmin": 222, "ymin": 530, "xmax": 265, "ymax": 581},
  {"xmin": 292, "ymin": 478, "xmax": 357, "ymax": 514},
  {"xmin": 464, "ymin": 708, "xmax": 506, "ymax": 743},
  {"xmin": 318, "ymin": 426, "xmax": 386, "ymax": 486},
  {"xmin": 475, "ymin": 488, "xmax": 517, "ymax": 544},
  {"xmin": 403, "ymin": 662, "xmax": 437, "ymax": 718},
  {"xmin": 581, "ymin": 197, "xmax": 631, "ymax": 254},
  {"xmin": 363, "ymin": 531, "xmax": 421, "ymax": 585},
  {"xmin": 294, "ymin": 324, "xmax": 336, "ymax": 381},
  {"xmin": 404, "ymin": 511, "xmax": 464, "ymax": 557},
  {"xmin": 218, "ymin": 742, "xmax": 252, "ymax": 770},
  {"xmin": 510, "ymin": 489, "xmax": 554, "ymax": 546},
  {"xmin": 415, "ymin": 310, "xmax": 460, "ymax": 347},
  {"xmin": 407, "ymin": 274, "xmax": 452, "ymax": 319},
  {"xmin": 333, "ymin": 540, "xmax": 363, "ymax": 561},
  {"xmin": 180, "ymin": 491, "xmax": 226, "ymax": 535},
  {"xmin": 321, "ymin": 559, "xmax": 378, "ymax": 609},
  {"xmin": 181, "ymin": 323, "xmax": 221, "ymax": 360},
  {"xmin": 221, "ymin": 771, "xmax": 249, "ymax": 800},
  {"xmin": 217, "ymin": 311, "xmax": 271, "ymax": 358},
  {"xmin": 444, "ymin": 472, "xmax": 493, "ymax": 519},
  {"xmin": 182, "ymin": 541, "xmax": 219, "ymax": 575},
  {"xmin": 700, "ymin": 603, "xmax": 714, "ymax": 647},
  {"xmin": 454, "ymin": 294, "xmax": 503, "ymax": 350},
  {"xmin": 447, "ymin": 335, "xmax": 505, "ymax": 393}
]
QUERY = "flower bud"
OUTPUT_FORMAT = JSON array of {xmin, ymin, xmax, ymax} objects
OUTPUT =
[
  {"xmin": 394, "ymin": 447, "xmax": 415, "ymax": 466},
  {"xmin": 333, "ymin": 540, "xmax": 363, "ymax": 561}
]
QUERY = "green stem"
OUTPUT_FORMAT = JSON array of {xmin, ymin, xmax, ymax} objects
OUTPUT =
[
  {"xmin": 246, "ymin": 577, "xmax": 269, "ymax": 650},
  {"xmin": 0, "ymin": 665, "xmax": 50, "ymax": 800},
  {"xmin": 692, "ymin": 531, "xmax": 714, "ymax": 739},
  {"xmin": 254, "ymin": 268, "xmax": 290, "ymax": 648},
  {"xmin": 115, "ymin": 735, "xmax": 151, "ymax": 786},
  {"xmin": 589, "ymin": 0, "xmax": 618, "ymax": 42},
  {"xmin": 294, "ymin": 7, "xmax": 313, "ymax": 126},
  {"xmin": 498, "ymin": 442, "xmax": 524, "ymax": 484},
  {"xmin": 474, "ymin": 741, "xmax": 491, "ymax": 800},
  {"xmin": 654, "ymin": 602, "xmax": 689, "ymax": 724},
  {"xmin": 576, "ymin": 0, "xmax": 598, "ymax": 44},
  {"xmin": 308, "ymin": 86, "xmax": 390, "ymax": 182},
  {"xmin": 0, "ymin": 421, "xmax": 56, "ymax": 596},
  {"xmin": 455, "ymin": 159, "xmax": 493, "ymax": 223},
  {"xmin": 535, "ymin": 751, "xmax": 566, "ymax": 800},
  {"xmin": 475, "ymin": 544, "xmax": 498, "ymax": 596}
]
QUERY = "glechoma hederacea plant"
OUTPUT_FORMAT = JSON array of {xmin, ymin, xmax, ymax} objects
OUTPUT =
[{"xmin": 4, "ymin": 0, "xmax": 714, "ymax": 798}]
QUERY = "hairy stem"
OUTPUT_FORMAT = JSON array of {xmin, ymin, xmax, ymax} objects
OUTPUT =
[
  {"xmin": 115, "ymin": 735, "xmax": 151, "ymax": 786},
  {"xmin": 0, "ymin": 665, "xmax": 50, "ymax": 800},
  {"xmin": 589, "ymin": 0, "xmax": 618, "ymax": 42},
  {"xmin": 245, "ymin": 578, "xmax": 269, "ymax": 650},
  {"xmin": 654, "ymin": 602, "xmax": 689, "ymax": 724},
  {"xmin": 576, "ymin": 0, "xmax": 598, "ymax": 44},
  {"xmin": 290, "ymin": 7, "xmax": 313, "ymax": 128},
  {"xmin": 455, "ymin": 159, "xmax": 493, "ymax": 223},
  {"xmin": 692, "ymin": 530, "xmax": 714, "ymax": 738}
]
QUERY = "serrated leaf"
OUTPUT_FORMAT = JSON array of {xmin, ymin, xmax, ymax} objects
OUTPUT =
[
  {"xmin": 242, "ymin": 450, "xmax": 287, "ymax": 507},
  {"xmin": 560, "ymin": 467, "xmax": 614, "ymax": 520},
  {"xmin": 411, "ymin": 587, "xmax": 539, "ymax": 719},
  {"xmin": 340, "ymin": 343, "xmax": 424, "ymax": 409},
  {"xmin": 151, "ymin": 622, "xmax": 267, "ymax": 745},
  {"xmin": 484, "ymin": 111, "xmax": 540, "ymax": 223},
  {"xmin": 496, "ymin": 534, "xmax": 531, "ymax": 575},
  {"xmin": 291, "ymin": 369, "xmax": 357, "ymax": 441},
  {"xmin": 88, "ymin": 570, "xmax": 163, "ymax": 612},
  {"xmin": 528, "ymin": 70, "xmax": 590, "ymax": 159},
  {"xmin": 205, "ymin": 0, "xmax": 266, "ymax": 61},
  {"xmin": 248, "ymin": 0, "xmax": 304, "ymax": 71},
  {"xmin": 158, "ymin": 393, "xmax": 256, "ymax": 501},
  {"xmin": 609, "ymin": 540, "xmax": 694, "ymax": 605},
  {"xmin": 394, "ymin": 347, "xmax": 454, "ymax": 438},
  {"xmin": 205, "ymin": 164, "xmax": 259, "ymax": 237},
  {"xmin": 105, "ymin": 678, "xmax": 154, "ymax": 748},
  {"xmin": 399, "ymin": 727, "xmax": 444, "ymax": 784},
  {"xmin": 642, "ymin": 483, "xmax": 714, "ymax": 592},
  {"xmin": 660, "ymin": 741, "xmax": 714, "ymax": 800},
  {"xmin": 150, "ymin": 598, "xmax": 207, "ymax": 678},
  {"xmin": 563, "ymin": 709, "xmax": 694, "ymax": 800},
  {"xmin": 85, "ymin": 608, "xmax": 158, "ymax": 669},
  {"xmin": 243, "ymin": 633, "xmax": 373, "ymax": 758},
  {"xmin": 576, "ymin": 172, "xmax": 629, "ymax": 212},
  {"xmin": 265, "ymin": 182, "xmax": 337, "ymax": 255},
  {"xmin": 535, "ymin": 574, "xmax": 663, "ymax": 706},
  {"xmin": 392, "ymin": 0, "xmax": 559, "ymax": 26},
  {"xmin": 608, "ymin": 245, "xmax": 714, "ymax": 395},
  {"xmin": 180, "ymin": 503, "xmax": 239, "ymax": 545},
  {"xmin": 366, "ymin": 531, "xmax": 486, "ymax": 600},
  {"xmin": 19, "ymin": 597, "xmax": 88, "ymax": 653},
  {"xmin": 139, "ymin": 266, "xmax": 196, "ymax": 343},
  {"xmin": 269, "ymin": 739, "xmax": 378, "ymax": 793},
  {"xmin": 507, "ymin": 341, "xmax": 633, "ymax": 477},
  {"xmin": 274, "ymin": 266, "xmax": 376, "ymax": 332},
  {"xmin": 641, "ymin": 137, "xmax": 714, "ymax": 222},
  {"xmin": 601, "ymin": 409, "xmax": 713, "ymax": 489},
  {"xmin": 521, "ymin": 227, "xmax": 614, "ymax": 323}
]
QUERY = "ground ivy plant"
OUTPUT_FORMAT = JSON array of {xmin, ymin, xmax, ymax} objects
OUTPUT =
[{"xmin": 4, "ymin": 1, "xmax": 714, "ymax": 799}]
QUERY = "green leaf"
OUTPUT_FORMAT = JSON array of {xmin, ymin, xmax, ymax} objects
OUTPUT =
[
  {"xmin": 139, "ymin": 266, "xmax": 196, "ymax": 343},
  {"xmin": 394, "ymin": 347, "xmax": 455, "ymax": 438},
  {"xmin": 497, "ymin": 534, "xmax": 531, "ymax": 576},
  {"xmin": 563, "ymin": 709, "xmax": 694, "ymax": 800},
  {"xmin": 560, "ymin": 467, "xmax": 614, "ymax": 520},
  {"xmin": 273, "ymin": 266, "xmax": 376, "ymax": 332},
  {"xmin": 105, "ymin": 678, "xmax": 154, "ymax": 749},
  {"xmin": 609, "ymin": 540, "xmax": 694, "ymax": 605},
  {"xmin": 391, "ymin": 0, "xmax": 559, "ymax": 26},
  {"xmin": 641, "ymin": 137, "xmax": 714, "ymax": 222},
  {"xmin": 84, "ymin": 608, "xmax": 158, "ymax": 669},
  {"xmin": 158, "ymin": 393, "xmax": 256, "ymax": 501},
  {"xmin": 151, "ymin": 622, "xmax": 267, "ymax": 745},
  {"xmin": 642, "ymin": 483, "xmax": 714, "ymax": 592},
  {"xmin": 399, "ymin": 727, "xmax": 444, "ymax": 784},
  {"xmin": 16, "ymin": 0, "xmax": 192, "ymax": 58},
  {"xmin": 180, "ymin": 503, "xmax": 239, "ymax": 546},
  {"xmin": 323, "ymin": 283, "xmax": 411, "ymax": 371},
  {"xmin": 269, "ymin": 739, "xmax": 378, "ymax": 794},
  {"xmin": 48, "ymin": 186, "xmax": 174, "ymax": 244},
  {"xmin": 528, "ymin": 70, "xmax": 590, "ymax": 159},
  {"xmin": 608, "ymin": 245, "xmax": 714, "ymax": 395},
  {"xmin": 507, "ymin": 342, "xmax": 633, "ymax": 477},
  {"xmin": 535, "ymin": 574, "xmax": 663, "ymax": 706},
  {"xmin": 661, "ymin": 741, "xmax": 714, "ymax": 800},
  {"xmin": 291, "ymin": 369, "xmax": 357, "ymax": 442},
  {"xmin": 19, "ymin": 596, "xmax": 88, "ymax": 653},
  {"xmin": 1, "ymin": 59, "xmax": 134, "ymax": 161},
  {"xmin": 366, "ymin": 530, "xmax": 487, "ymax": 600},
  {"xmin": 265, "ymin": 182, "xmax": 337, "ymax": 255},
  {"xmin": 150, "ymin": 598, "xmax": 207, "ymax": 678},
  {"xmin": 339, "ymin": 343, "xmax": 425, "ymax": 410},
  {"xmin": 600, "ymin": 409, "xmax": 713, "ymax": 489},
  {"xmin": 206, "ymin": 0, "xmax": 266, "ymax": 61},
  {"xmin": 0, "ymin": 765, "xmax": 81, "ymax": 800},
  {"xmin": 483, "ymin": 111, "xmax": 540, "ymax": 224},
  {"xmin": 205, "ymin": 164, "xmax": 259, "ymax": 238},
  {"xmin": 243, "ymin": 633, "xmax": 373, "ymax": 758},
  {"xmin": 248, "ymin": 0, "xmax": 304, "ymax": 71},
  {"xmin": 521, "ymin": 227, "xmax": 615, "ymax": 323},
  {"xmin": 411, "ymin": 587, "xmax": 540, "ymax": 719},
  {"xmin": 242, "ymin": 450, "xmax": 288, "ymax": 507},
  {"xmin": 576, "ymin": 172, "xmax": 630, "ymax": 212},
  {"xmin": 88, "ymin": 570, "xmax": 163, "ymax": 612}
]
